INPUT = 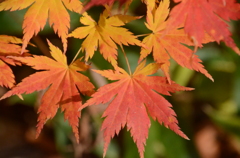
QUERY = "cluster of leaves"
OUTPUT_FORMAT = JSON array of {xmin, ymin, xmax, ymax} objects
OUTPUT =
[{"xmin": 0, "ymin": 0, "xmax": 239, "ymax": 157}]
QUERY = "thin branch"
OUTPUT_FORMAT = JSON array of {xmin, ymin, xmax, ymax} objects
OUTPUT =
[{"xmin": 32, "ymin": 36, "xmax": 51, "ymax": 57}]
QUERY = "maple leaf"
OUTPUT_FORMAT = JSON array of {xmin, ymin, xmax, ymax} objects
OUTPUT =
[
  {"xmin": 82, "ymin": 60, "xmax": 193, "ymax": 158},
  {"xmin": 208, "ymin": 0, "xmax": 240, "ymax": 53},
  {"xmin": 0, "ymin": 0, "xmax": 83, "ymax": 53},
  {"xmin": 0, "ymin": 35, "xmax": 28, "ymax": 88},
  {"xmin": 69, "ymin": 8, "xmax": 142, "ymax": 68},
  {"xmin": 167, "ymin": 0, "xmax": 240, "ymax": 54},
  {"xmin": 140, "ymin": 0, "xmax": 213, "ymax": 82},
  {"xmin": 0, "ymin": 40, "xmax": 95, "ymax": 142},
  {"xmin": 209, "ymin": 0, "xmax": 240, "ymax": 21}
]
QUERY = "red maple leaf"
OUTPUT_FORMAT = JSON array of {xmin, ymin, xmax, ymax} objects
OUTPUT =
[
  {"xmin": 82, "ymin": 60, "xmax": 193, "ymax": 158},
  {"xmin": 167, "ymin": 0, "xmax": 240, "ymax": 54},
  {"xmin": 210, "ymin": 0, "xmax": 240, "ymax": 21},
  {"xmin": 0, "ymin": 40, "xmax": 95, "ymax": 142}
]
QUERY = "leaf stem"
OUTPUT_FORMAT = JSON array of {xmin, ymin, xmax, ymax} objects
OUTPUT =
[
  {"xmin": 120, "ymin": 45, "xmax": 132, "ymax": 75},
  {"xmin": 70, "ymin": 47, "xmax": 82, "ymax": 65},
  {"xmin": 136, "ymin": 33, "xmax": 151, "ymax": 37}
]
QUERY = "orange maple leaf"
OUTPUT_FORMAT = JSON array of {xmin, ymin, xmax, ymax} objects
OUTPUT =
[
  {"xmin": 68, "ymin": 8, "xmax": 142, "ymax": 68},
  {"xmin": 140, "ymin": 0, "xmax": 213, "ymax": 82},
  {"xmin": 167, "ymin": 0, "xmax": 240, "ymax": 54},
  {"xmin": 0, "ymin": 0, "xmax": 83, "ymax": 53},
  {"xmin": 0, "ymin": 40, "xmax": 95, "ymax": 142},
  {"xmin": 0, "ymin": 35, "xmax": 27, "ymax": 88},
  {"xmin": 82, "ymin": 60, "xmax": 192, "ymax": 158}
]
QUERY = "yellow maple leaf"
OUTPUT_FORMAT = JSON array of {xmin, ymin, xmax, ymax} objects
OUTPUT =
[{"xmin": 68, "ymin": 7, "xmax": 142, "ymax": 68}]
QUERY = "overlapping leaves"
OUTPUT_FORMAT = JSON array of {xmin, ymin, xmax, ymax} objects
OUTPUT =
[
  {"xmin": 167, "ymin": 0, "xmax": 240, "ymax": 53},
  {"xmin": 0, "ymin": 41, "xmax": 95, "ymax": 142},
  {"xmin": 140, "ymin": 0, "xmax": 213, "ymax": 81},
  {"xmin": 0, "ymin": 0, "xmax": 239, "ymax": 158},
  {"xmin": 0, "ymin": 35, "xmax": 27, "ymax": 88}
]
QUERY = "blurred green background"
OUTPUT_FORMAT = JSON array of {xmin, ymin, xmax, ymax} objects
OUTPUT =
[{"xmin": 0, "ymin": 0, "xmax": 240, "ymax": 158}]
